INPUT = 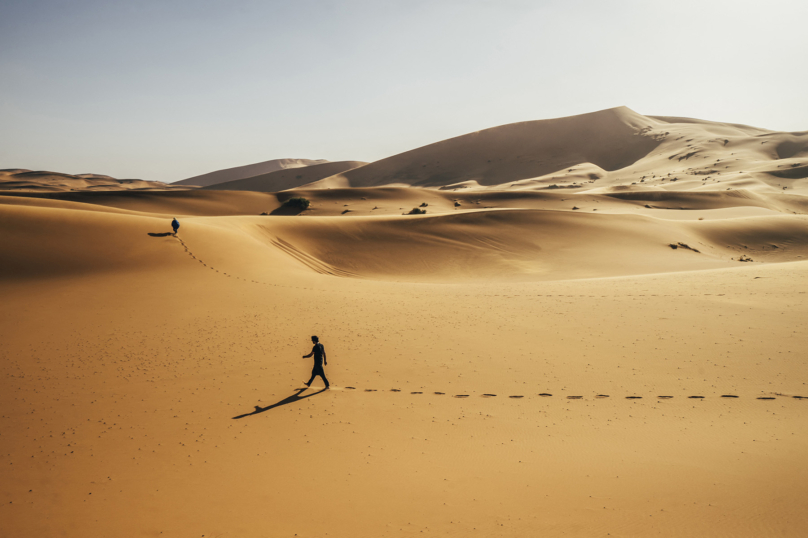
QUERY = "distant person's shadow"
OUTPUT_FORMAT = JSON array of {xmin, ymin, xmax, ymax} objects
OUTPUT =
[
  {"xmin": 232, "ymin": 387, "xmax": 327, "ymax": 419},
  {"xmin": 147, "ymin": 232, "xmax": 174, "ymax": 237}
]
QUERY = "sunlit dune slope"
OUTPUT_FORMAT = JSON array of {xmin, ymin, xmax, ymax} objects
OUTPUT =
[
  {"xmin": 302, "ymin": 107, "xmax": 808, "ymax": 194},
  {"xmin": 0, "ymin": 189, "xmax": 279, "ymax": 217},
  {"xmin": 246, "ymin": 210, "xmax": 808, "ymax": 281},
  {"xmin": 305, "ymin": 107, "xmax": 661, "ymax": 189},
  {"xmin": 4, "ymin": 198, "xmax": 806, "ymax": 283},
  {"xmin": 174, "ymin": 158, "xmax": 329, "ymax": 187},
  {"xmin": 0, "ymin": 169, "xmax": 188, "ymax": 192},
  {"xmin": 203, "ymin": 160, "xmax": 367, "ymax": 192}
]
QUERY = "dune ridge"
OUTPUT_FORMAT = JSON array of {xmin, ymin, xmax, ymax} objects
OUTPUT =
[
  {"xmin": 2, "ymin": 106, "xmax": 808, "ymax": 538},
  {"xmin": 174, "ymin": 157, "xmax": 329, "ymax": 187},
  {"xmin": 298, "ymin": 107, "xmax": 808, "ymax": 195},
  {"xmin": 203, "ymin": 160, "xmax": 367, "ymax": 192},
  {"xmin": 0, "ymin": 169, "xmax": 189, "ymax": 192}
]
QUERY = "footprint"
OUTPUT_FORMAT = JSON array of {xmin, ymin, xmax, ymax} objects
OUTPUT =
[
  {"xmin": 365, "ymin": 389, "xmax": 377, "ymax": 392},
  {"xmin": 434, "ymin": 392, "xmax": 445, "ymax": 395},
  {"xmin": 567, "ymin": 396, "xmax": 583, "ymax": 400},
  {"xmin": 794, "ymin": 396, "xmax": 807, "ymax": 400},
  {"xmin": 657, "ymin": 396, "xmax": 673, "ymax": 399},
  {"xmin": 688, "ymin": 396, "xmax": 705, "ymax": 399},
  {"xmin": 595, "ymin": 394, "xmax": 610, "ymax": 399},
  {"xmin": 757, "ymin": 397, "xmax": 775, "ymax": 400},
  {"xmin": 454, "ymin": 395, "xmax": 469, "ymax": 398},
  {"xmin": 626, "ymin": 396, "xmax": 642, "ymax": 399},
  {"xmin": 481, "ymin": 394, "xmax": 497, "ymax": 398},
  {"xmin": 539, "ymin": 393, "xmax": 553, "ymax": 397},
  {"xmin": 390, "ymin": 389, "xmax": 401, "ymax": 392},
  {"xmin": 720, "ymin": 395, "xmax": 739, "ymax": 398},
  {"xmin": 411, "ymin": 392, "xmax": 422, "ymax": 395},
  {"xmin": 509, "ymin": 395, "xmax": 524, "ymax": 399},
  {"xmin": 345, "ymin": 387, "xmax": 356, "ymax": 390}
]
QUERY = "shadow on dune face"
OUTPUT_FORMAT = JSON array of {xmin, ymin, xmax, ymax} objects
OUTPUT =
[
  {"xmin": 268, "ymin": 205, "xmax": 305, "ymax": 216},
  {"xmin": 147, "ymin": 232, "xmax": 174, "ymax": 237},
  {"xmin": 232, "ymin": 387, "xmax": 327, "ymax": 419}
]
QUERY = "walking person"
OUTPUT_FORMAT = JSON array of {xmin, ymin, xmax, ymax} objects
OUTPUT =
[
  {"xmin": 171, "ymin": 217, "xmax": 180, "ymax": 235},
  {"xmin": 302, "ymin": 335, "xmax": 330, "ymax": 389}
]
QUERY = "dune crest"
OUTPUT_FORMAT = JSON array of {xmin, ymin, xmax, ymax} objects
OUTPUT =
[
  {"xmin": 203, "ymin": 160, "xmax": 367, "ymax": 192},
  {"xmin": 0, "ymin": 169, "xmax": 189, "ymax": 192},
  {"xmin": 174, "ymin": 158, "xmax": 329, "ymax": 187},
  {"xmin": 3, "ymin": 106, "xmax": 808, "ymax": 538},
  {"xmin": 295, "ymin": 107, "xmax": 808, "ymax": 195}
]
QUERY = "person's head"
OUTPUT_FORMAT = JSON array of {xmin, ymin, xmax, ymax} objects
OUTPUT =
[{"xmin": 311, "ymin": 335, "xmax": 319, "ymax": 343}]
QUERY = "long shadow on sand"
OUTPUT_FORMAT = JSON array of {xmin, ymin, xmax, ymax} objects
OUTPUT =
[
  {"xmin": 232, "ymin": 387, "xmax": 327, "ymax": 419},
  {"xmin": 147, "ymin": 232, "xmax": 175, "ymax": 237}
]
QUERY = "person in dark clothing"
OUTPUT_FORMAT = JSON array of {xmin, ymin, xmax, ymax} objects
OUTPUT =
[
  {"xmin": 171, "ymin": 218, "xmax": 180, "ymax": 235},
  {"xmin": 302, "ymin": 335, "xmax": 329, "ymax": 389}
]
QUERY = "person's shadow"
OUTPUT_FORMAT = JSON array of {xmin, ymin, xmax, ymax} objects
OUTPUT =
[{"xmin": 232, "ymin": 387, "xmax": 327, "ymax": 419}]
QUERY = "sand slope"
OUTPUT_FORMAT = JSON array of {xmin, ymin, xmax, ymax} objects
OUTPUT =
[
  {"xmin": 306, "ymin": 107, "xmax": 661, "ymax": 189},
  {"xmin": 1, "ymin": 199, "xmax": 807, "ymax": 537},
  {"xmin": 0, "ymin": 169, "xmax": 189, "ymax": 192},
  {"xmin": 301, "ymin": 107, "xmax": 808, "ymax": 195},
  {"xmin": 203, "ymin": 160, "xmax": 367, "ymax": 192},
  {"xmin": 2, "ymin": 107, "xmax": 808, "ymax": 538},
  {"xmin": 174, "ymin": 158, "xmax": 329, "ymax": 187}
]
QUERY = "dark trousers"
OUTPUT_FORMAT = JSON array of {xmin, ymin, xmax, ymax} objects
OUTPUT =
[{"xmin": 307, "ymin": 364, "xmax": 329, "ymax": 387}]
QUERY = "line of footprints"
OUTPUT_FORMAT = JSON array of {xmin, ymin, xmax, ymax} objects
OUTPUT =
[
  {"xmin": 176, "ymin": 237, "xmax": 807, "ymax": 405},
  {"xmin": 340, "ymin": 388, "xmax": 807, "ymax": 401}
]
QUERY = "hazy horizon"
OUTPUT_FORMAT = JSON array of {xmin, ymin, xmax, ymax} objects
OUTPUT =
[{"xmin": 2, "ymin": 0, "xmax": 806, "ymax": 182}]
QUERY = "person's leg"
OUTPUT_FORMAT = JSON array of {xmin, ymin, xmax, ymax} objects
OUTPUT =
[
  {"xmin": 320, "ymin": 370, "xmax": 330, "ymax": 388},
  {"xmin": 305, "ymin": 367, "xmax": 317, "ymax": 387}
]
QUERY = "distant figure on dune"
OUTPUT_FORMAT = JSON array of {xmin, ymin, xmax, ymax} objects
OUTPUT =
[
  {"xmin": 171, "ymin": 217, "xmax": 180, "ymax": 235},
  {"xmin": 302, "ymin": 335, "xmax": 330, "ymax": 389}
]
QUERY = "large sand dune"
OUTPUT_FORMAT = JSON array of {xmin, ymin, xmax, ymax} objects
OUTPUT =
[
  {"xmin": 301, "ymin": 107, "xmax": 808, "ymax": 195},
  {"xmin": 174, "ymin": 157, "xmax": 329, "ymax": 187},
  {"xmin": 203, "ymin": 160, "xmax": 367, "ymax": 192},
  {"xmin": 2, "ymin": 108, "xmax": 808, "ymax": 537},
  {"xmin": 0, "ymin": 169, "xmax": 190, "ymax": 192}
]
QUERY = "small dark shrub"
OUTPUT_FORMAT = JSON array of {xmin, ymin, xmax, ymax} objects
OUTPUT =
[
  {"xmin": 407, "ymin": 207, "xmax": 426, "ymax": 215},
  {"xmin": 282, "ymin": 197, "xmax": 310, "ymax": 210}
]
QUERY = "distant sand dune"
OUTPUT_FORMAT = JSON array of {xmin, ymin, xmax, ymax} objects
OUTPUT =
[
  {"xmin": 3, "ymin": 107, "xmax": 808, "ymax": 538},
  {"xmin": 0, "ymin": 169, "xmax": 187, "ymax": 192},
  {"xmin": 203, "ymin": 160, "xmax": 367, "ymax": 192},
  {"xmin": 174, "ymin": 158, "xmax": 329, "ymax": 187}
]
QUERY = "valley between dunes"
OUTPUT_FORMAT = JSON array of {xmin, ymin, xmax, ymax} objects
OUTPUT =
[{"xmin": 2, "ymin": 107, "xmax": 807, "ymax": 537}]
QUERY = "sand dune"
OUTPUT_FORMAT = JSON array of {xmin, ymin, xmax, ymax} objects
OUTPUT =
[
  {"xmin": 174, "ymin": 158, "xmax": 329, "ymax": 187},
  {"xmin": 0, "ymin": 169, "xmax": 188, "ymax": 192},
  {"xmin": 305, "ymin": 107, "xmax": 661, "ymax": 188},
  {"xmin": 203, "ymin": 160, "xmax": 367, "ymax": 192},
  {"xmin": 302, "ymin": 107, "xmax": 808, "ymax": 195},
  {"xmin": 2, "ymin": 107, "xmax": 808, "ymax": 538},
  {"xmin": 0, "ymin": 189, "xmax": 279, "ymax": 217}
]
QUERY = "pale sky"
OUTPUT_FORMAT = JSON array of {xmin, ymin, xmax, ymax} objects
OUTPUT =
[{"xmin": 1, "ymin": 0, "xmax": 806, "ymax": 182}]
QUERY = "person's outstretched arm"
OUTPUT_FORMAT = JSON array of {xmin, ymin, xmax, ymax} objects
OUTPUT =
[{"xmin": 302, "ymin": 347, "xmax": 314, "ymax": 359}]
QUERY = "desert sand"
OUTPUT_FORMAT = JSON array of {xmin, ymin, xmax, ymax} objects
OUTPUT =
[
  {"xmin": 203, "ymin": 160, "xmax": 368, "ymax": 193},
  {"xmin": 0, "ymin": 169, "xmax": 192, "ymax": 193},
  {"xmin": 175, "ymin": 158, "xmax": 330, "ymax": 188},
  {"xmin": 1, "ymin": 107, "xmax": 807, "ymax": 537}
]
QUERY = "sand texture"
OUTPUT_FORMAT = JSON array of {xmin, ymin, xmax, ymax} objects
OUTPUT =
[
  {"xmin": 174, "ymin": 158, "xmax": 330, "ymax": 187},
  {"xmin": 304, "ymin": 107, "xmax": 808, "ymax": 194},
  {"xmin": 0, "ymin": 169, "xmax": 192, "ymax": 193},
  {"xmin": 2, "ymin": 108, "xmax": 807, "ymax": 537},
  {"xmin": 202, "ymin": 160, "xmax": 368, "ymax": 192}
]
